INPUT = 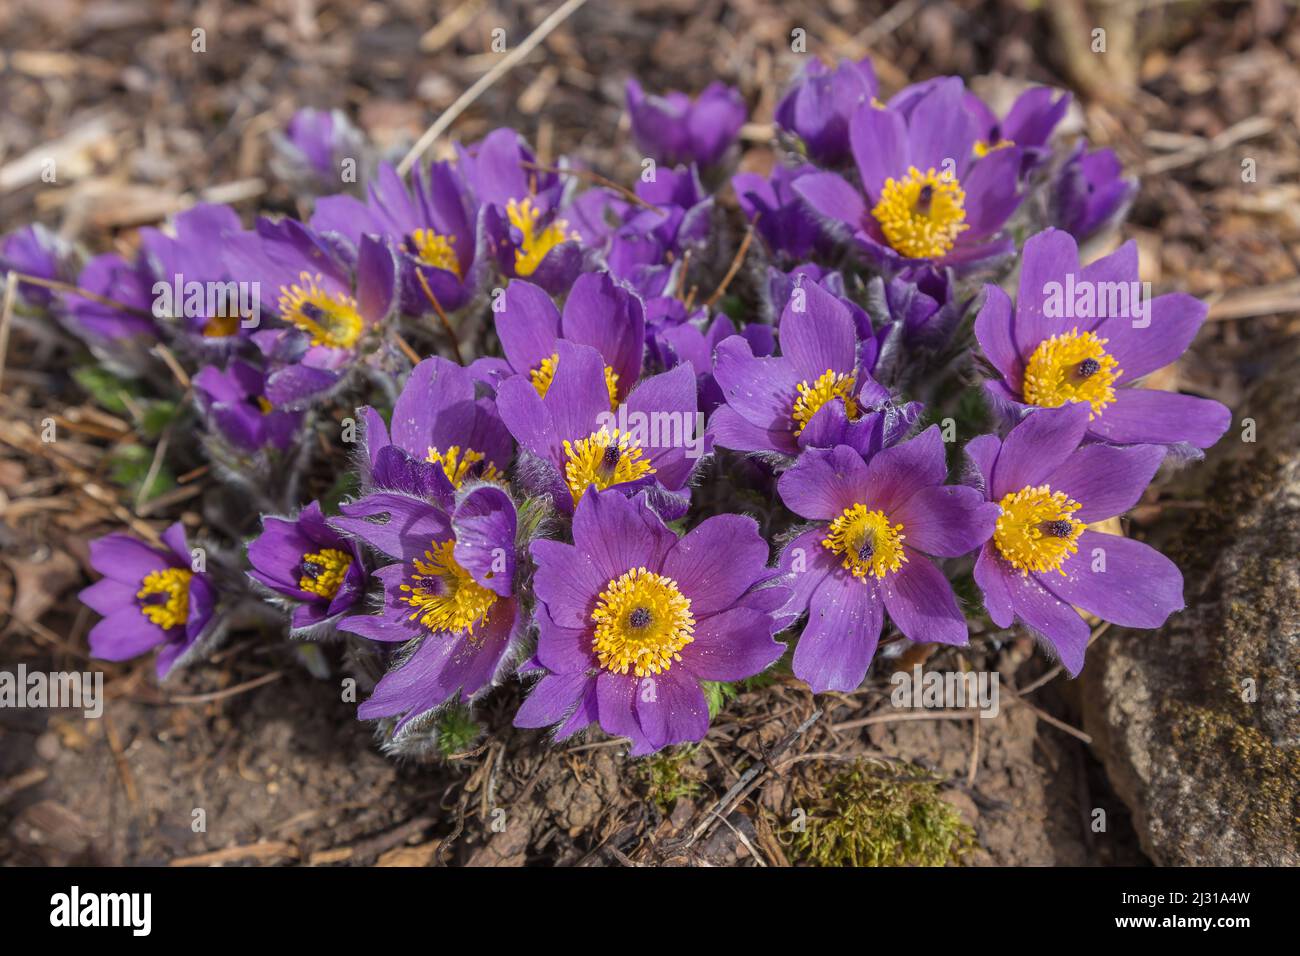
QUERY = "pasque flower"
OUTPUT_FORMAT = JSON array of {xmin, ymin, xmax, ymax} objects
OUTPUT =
[
  {"xmin": 1, "ymin": 224, "xmax": 76, "ymax": 309},
  {"xmin": 140, "ymin": 204, "xmax": 247, "ymax": 347},
  {"xmin": 775, "ymin": 429, "xmax": 1000, "ymax": 693},
  {"xmin": 1051, "ymin": 144, "xmax": 1137, "ymax": 241},
  {"xmin": 497, "ymin": 340, "xmax": 703, "ymax": 517},
  {"xmin": 193, "ymin": 359, "xmax": 303, "ymax": 454},
  {"xmin": 247, "ymin": 501, "xmax": 366, "ymax": 631},
  {"xmin": 625, "ymin": 79, "xmax": 746, "ymax": 168},
  {"xmin": 515, "ymin": 489, "xmax": 787, "ymax": 755},
  {"xmin": 774, "ymin": 56, "xmax": 879, "ymax": 166},
  {"xmin": 709, "ymin": 276, "xmax": 906, "ymax": 457},
  {"xmin": 331, "ymin": 484, "xmax": 523, "ymax": 733},
  {"xmin": 79, "ymin": 523, "xmax": 217, "ymax": 677},
  {"xmin": 472, "ymin": 272, "xmax": 644, "ymax": 406},
  {"xmin": 974, "ymin": 228, "xmax": 1231, "ymax": 449},
  {"xmin": 794, "ymin": 78, "xmax": 1023, "ymax": 273},
  {"xmin": 312, "ymin": 161, "xmax": 478, "ymax": 313},
  {"xmin": 733, "ymin": 163, "xmax": 827, "ymax": 263},
  {"xmin": 964, "ymin": 403, "xmax": 1182, "ymax": 675}
]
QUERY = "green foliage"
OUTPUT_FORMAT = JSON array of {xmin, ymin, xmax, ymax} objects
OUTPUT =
[
  {"xmin": 107, "ymin": 444, "xmax": 175, "ymax": 502},
  {"xmin": 435, "ymin": 704, "xmax": 483, "ymax": 758},
  {"xmin": 638, "ymin": 745, "xmax": 704, "ymax": 812},
  {"xmin": 701, "ymin": 680, "xmax": 738, "ymax": 720},
  {"xmin": 73, "ymin": 365, "xmax": 139, "ymax": 417},
  {"xmin": 788, "ymin": 758, "xmax": 975, "ymax": 867}
]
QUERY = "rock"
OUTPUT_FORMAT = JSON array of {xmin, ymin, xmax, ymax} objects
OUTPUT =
[{"xmin": 1082, "ymin": 344, "xmax": 1300, "ymax": 865}]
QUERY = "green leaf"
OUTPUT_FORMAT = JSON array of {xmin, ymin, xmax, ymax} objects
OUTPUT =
[
  {"xmin": 107, "ymin": 444, "xmax": 175, "ymax": 502},
  {"xmin": 73, "ymin": 366, "xmax": 140, "ymax": 417}
]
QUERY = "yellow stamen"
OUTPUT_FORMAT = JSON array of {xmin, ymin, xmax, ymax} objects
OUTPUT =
[
  {"xmin": 974, "ymin": 137, "xmax": 1015, "ymax": 158},
  {"xmin": 562, "ymin": 427, "xmax": 654, "ymax": 504},
  {"xmin": 993, "ymin": 484, "xmax": 1084, "ymax": 575},
  {"xmin": 256, "ymin": 396, "xmax": 274, "ymax": 415},
  {"xmin": 298, "ymin": 548, "xmax": 352, "ymax": 599},
  {"xmin": 136, "ymin": 568, "xmax": 193, "ymax": 630},
  {"xmin": 1022, "ymin": 328, "xmax": 1122, "ymax": 419},
  {"xmin": 409, "ymin": 229, "xmax": 460, "ymax": 276},
  {"xmin": 506, "ymin": 197, "xmax": 574, "ymax": 277},
  {"xmin": 202, "ymin": 314, "xmax": 240, "ymax": 338},
  {"xmin": 530, "ymin": 352, "xmax": 620, "ymax": 410},
  {"xmin": 822, "ymin": 504, "xmax": 907, "ymax": 580},
  {"xmin": 793, "ymin": 369, "xmax": 859, "ymax": 436},
  {"xmin": 277, "ymin": 272, "xmax": 364, "ymax": 349},
  {"xmin": 425, "ymin": 445, "xmax": 501, "ymax": 488},
  {"xmin": 399, "ymin": 539, "xmax": 497, "ymax": 634},
  {"xmin": 591, "ymin": 567, "xmax": 695, "ymax": 677},
  {"xmin": 871, "ymin": 165, "xmax": 970, "ymax": 259}
]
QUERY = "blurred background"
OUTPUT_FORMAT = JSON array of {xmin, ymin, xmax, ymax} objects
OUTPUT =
[{"xmin": 1, "ymin": 0, "xmax": 1296, "ymax": 866}]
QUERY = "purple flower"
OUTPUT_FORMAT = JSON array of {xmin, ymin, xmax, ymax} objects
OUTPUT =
[
  {"xmin": 709, "ymin": 277, "xmax": 906, "ymax": 457},
  {"xmin": 1051, "ymin": 144, "xmax": 1137, "ymax": 241},
  {"xmin": 247, "ymin": 501, "xmax": 366, "ymax": 631},
  {"xmin": 1, "ymin": 224, "xmax": 76, "ymax": 309},
  {"xmin": 456, "ymin": 129, "xmax": 581, "ymax": 294},
  {"xmin": 193, "ymin": 359, "xmax": 303, "ymax": 453},
  {"xmin": 793, "ymin": 79, "xmax": 1023, "ymax": 273},
  {"xmin": 497, "ymin": 341, "xmax": 703, "ymax": 517},
  {"xmin": 79, "ymin": 522, "xmax": 217, "ymax": 678},
  {"xmin": 359, "ymin": 355, "xmax": 513, "ymax": 493},
  {"xmin": 473, "ymin": 272, "xmax": 644, "ymax": 405},
  {"xmin": 273, "ymin": 108, "xmax": 369, "ymax": 192},
  {"xmin": 965, "ymin": 403, "xmax": 1182, "ymax": 675},
  {"xmin": 974, "ymin": 229, "xmax": 1231, "ymax": 449},
  {"xmin": 733, "ymin": 163, "xmax": 826, "ymax": 262},
  {"xmin": 66, "ymin": 253, "xmax": 160, "ymax": 343},
  {"xmin": 224, "ymin": 217, "xmax": 398, "ymax": 406},
  {"xmin": 139, "ymin": 204, "xmax": 247, "ymax": 347},
  {"xmin": 775, "ymin": 57, "xmax": 878, "ymax": 166},
  {"xmin": 774, "ymin": 428, "xmax": 1000, "ymax": 693},
  {"xmin": 312, "ymin": 161, "xmax": 478, "ymax": 313},
  {"xmin": 962, "ymin": 86, "xmax": 1070, "ymax": 176},
  {"xmin": 625, "ymin": 79, "xmax": 746, "ymax": 168},
  {"xmin": 331, "ymin": 485, "xmax": 523, "ymax": 732},
  {"xmin": 515, "ymin": 489, "xmax": 787, "ymax": 755}
]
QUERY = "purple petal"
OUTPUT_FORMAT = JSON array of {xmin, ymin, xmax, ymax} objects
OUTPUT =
[
  {"xmin": 1044, "ymin": 442, "xmax": 1165, "ymax": 521},
  {"xmin": 663, "ymin": 514, "xmax": 770, "ymax": 617},
  {"xmin": 777, "ymin": 444, "xmax": 871, "ymax": 521},
  {"xmin": 990, "ymin": 403, "xmax": 1091, "ymax": 498},
  {"xmin": 1088, "ymin": 388, "xmax": 1231, "ymax": 449},
  {"xmin": 880, "ymin": 549, "xmax": 968, "ymax": 645},
  {"xmin": 892, "ymin": 485, "xmax": 999, "ymax": 557},
  {"xmin": 680, "ymin": 606, "xmax": 783, "ymax": 681},
  {"xmin": 1036, "ymin": 531, "xmax": 1184, "ymax": 629},
  {"xmin": 792, "ymin": 572, "xmax": 882, "ymax": 693}
]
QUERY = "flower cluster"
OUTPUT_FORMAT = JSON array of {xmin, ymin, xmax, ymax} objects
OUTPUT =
[{"xmin": 14, "ymin": 58, "xmax": 1226, "ymax": 756}]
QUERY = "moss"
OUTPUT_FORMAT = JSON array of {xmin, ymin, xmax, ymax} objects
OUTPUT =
[
  {"xmin": 787, "ymin": 759, "xmax": 976, "ymax": 867},
  {"xmin": 638, "ymin": 745, "xmax": 705, "ymax": 813}
]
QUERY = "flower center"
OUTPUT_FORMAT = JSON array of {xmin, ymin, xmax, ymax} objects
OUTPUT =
[
  {"xmin": 407, "ymin": 229, "xmax": 460, "ymax": 276},
  {"xmin": 562, "ymin": 428, "xmax": 655, "ymax": 504},
  {"xmin": 298, "ymin": 548, "xmax": 352, "ymax": 599},
  {"xmin": 425, "ymin": 445, "xmax": 500, "ymax": 488},
  {"xmin": 399, "ymin": 539, "xmax": 498, "ymax": 635},
  {"xmin": 530, "ymin": 352, "xmax": 620, "ymax": 410},
  {"xmin": 202, "ymin": 314, "xmax": 240, "ymax": 338},
  {"xmin": 993, "ymin": 484, "xmax": 1084, "ymax": 575},
  {"xmin": 1022, "ymin": 329, "xmax": 1122, "ymax": 419},
  {"xmin": 871, "ymin": 165, "xmax": 970, "ymax": 259},
  {"xmin": 277, "ymin": 272, "xmax": 364, "ymax": 349},
  {"xmin": 255, "ymin": 396, "xmax": 274, "ymax": 415},
  {"xmin": 591, "ymin": 568, "xmax": 695, "ymax": 677},
  {"xmin": 823, "ymin": 504, "xmax": 907, "ymax": 580},
  {"xmin": 506, "ymin": 197, "xmax": 573, "ymax": 277},
  {"xmin": 137, "ymin": 568, "xmax": 193, "ymax": 630},
  {"xmin": 792, "ymin": 369, "xmax": 859, "ymax": 435}
]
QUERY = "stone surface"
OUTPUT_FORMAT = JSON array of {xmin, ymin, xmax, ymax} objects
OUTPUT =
[{"xmin": 1082, "ymin": 345, "xmax": 1300, "ymax": 865}]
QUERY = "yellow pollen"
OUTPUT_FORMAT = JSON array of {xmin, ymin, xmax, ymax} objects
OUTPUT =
[
  {"xmin": 298, "ymin": 548, "xmax": 352, "ymax": 599},
  {"xmin": 202, "ymin": 314, "xmax": 240, "ymax": 338},
  {"xmin": 399, "ymin": 539, "xmax": 498, "ymax": 635},
  {"xmin": 506, "ymin": 197, "xmax": 575, "ymax": 277},
  {"xmin": 136, "ymin": 568, "xmax": 193, "ymax": 630},
  {"xmin": 823, "ymin": 504, "xmax": 907, "ymax": 580},
  {"xmin": 530, "ymin": 352, "xmax": 620, "ymax": 410},
  {"xmin": 1022, "ymin": 328, "xmax": 1122, "ymax": 419},
  {"xmin": 256, "ymin": 396, "xmax": 274, "ymax": 415},
  {"xmin": 425, "ymin": 445, "xmax": 500, "ymax": 488},
  {"xmin": 871, "ymin": 165, "xmax": 970, "ymax": 259},
  {"xmin": 409, "ymin": 229, "xmax": 460, "ymax": 276},
  {"xmin": 277, "ymin": 272, "xmax": 364, "ymax": 349},
  {"xmin": 993, "ymin": 484, "xmax": 1084, "ymax": 576},
  {"xmin": 562, "ymin": 427, "xmax": 655, "ymax": 504},
  {"xmin": 591, "ymin": 567, "xmax": 695, "ymax": 677},
  {"xmin": 974, "ymin": 137, "xmax": 1015, "ymax": 158},
  {"xmin": 793, "ymin": 369, "xmax": 859, "ymax": 435}
]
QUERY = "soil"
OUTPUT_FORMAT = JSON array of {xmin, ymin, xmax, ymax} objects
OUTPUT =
[{"xmin": 2, "ymin": 0, "xmax": 1297, "ymax": 865}]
